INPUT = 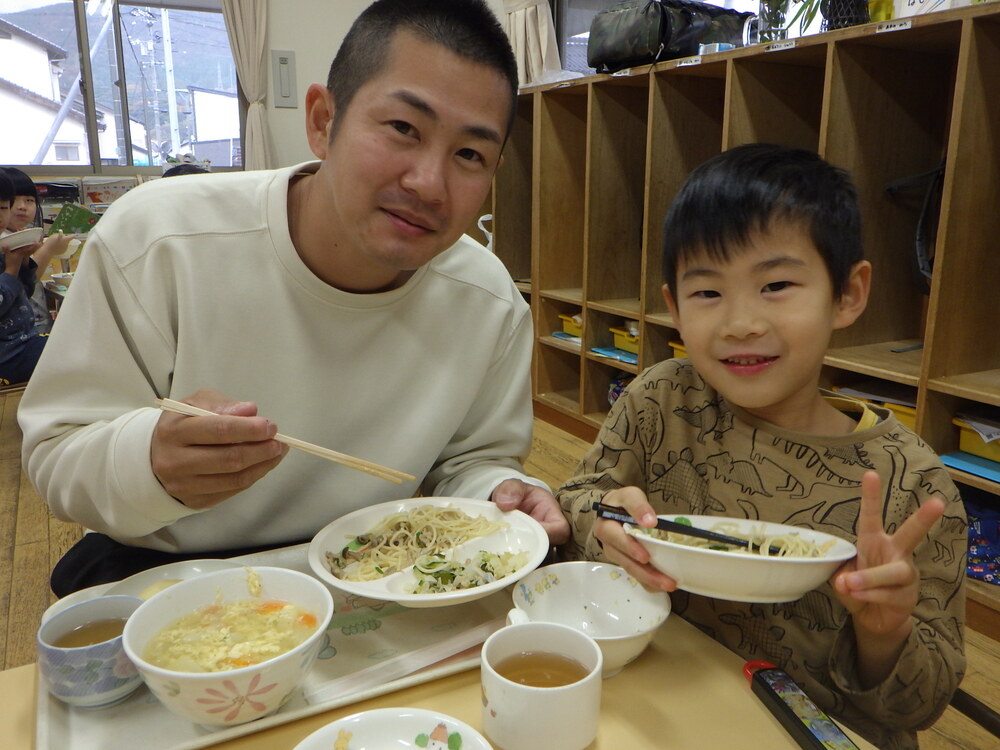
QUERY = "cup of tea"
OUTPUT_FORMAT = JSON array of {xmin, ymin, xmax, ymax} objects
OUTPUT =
[
  {"xmin": 37, "ymin": 595, "xmax": 144, "ymax": 707},
  {"xmin": 481, "ymin": 621, "xmax": 603, "ymax": 750}
]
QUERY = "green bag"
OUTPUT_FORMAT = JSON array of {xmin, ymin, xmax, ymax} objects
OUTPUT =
[{"xmin": 587, "ymin": 0, "xmax": 754, "ymax": 74}]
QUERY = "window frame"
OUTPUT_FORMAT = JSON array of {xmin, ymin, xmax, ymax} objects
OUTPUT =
[{"xmin": 3, "ymin": 0, "xmax": 242, "ymax": 177}]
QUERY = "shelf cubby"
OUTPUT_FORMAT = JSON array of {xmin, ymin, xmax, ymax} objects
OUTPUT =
[
  {"xmin": 586, "ymin": 77, "xmax": 648, "ymax": 309},
  {"xmin": 497, "ymin": 4, "xmax": 1000, "ymax": 629},
  {"xmin": 725, "ymin": 43, "xmax": 828, "ymax": 151},
  {"xmin": 492, "ymin": 93, "xmax": 534, "ymax": 283},
  {"xmin": 535, "ymin": 85, "xmax": 587, "ymax": 296},
  {"xmin": 644, "ymin": 61, "xmax": 727, "ymax": 318}
]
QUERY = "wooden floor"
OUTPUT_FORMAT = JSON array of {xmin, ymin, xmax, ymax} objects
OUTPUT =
[{"xmin": 1, "ymin": 390, "xmax": 997, "ymax": 747}]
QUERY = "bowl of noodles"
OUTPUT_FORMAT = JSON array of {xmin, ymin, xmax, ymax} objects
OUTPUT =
[
  {"xmin": 626, "ymin": 515, "xmax": 857, "ymax": 603},
  {"xmin": 307, "ymin": 497, "xmax": 550, "ymax": 607}
]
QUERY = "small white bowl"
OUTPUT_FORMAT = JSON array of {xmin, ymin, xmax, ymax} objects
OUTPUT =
[
  {"xmin": 107, "ymin": 558, "xmax": 242, "ymax": 599},
  {"xmin": 627, "ymin": 515, "xmax": 857, "ymax": 603},
  {"xmin": 37, "ymin": 595, "xmax": 144, "ymax": 708},
  {"xmin": 510, "ymin": 561, "xmax": 671, "ymax": 677},
  {"xmin": 51, "ymin": 272, "xmax": 74, "ymax": 288},
  {"xmin": 293, "ymin": 707, "xmax": 493, "ymax": 750},
  {"xmin": 122, "ymin": 566, "xmax": 333, "ymax": 727}
]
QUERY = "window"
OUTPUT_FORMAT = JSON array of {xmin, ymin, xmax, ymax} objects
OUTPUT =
[
  {"xmin": 0, "ymin": 0, "xmax": 241, "ymax": 169},
  {"xmin": 54, "ymin": 142, "xmax": 81, "ymax": 161}
]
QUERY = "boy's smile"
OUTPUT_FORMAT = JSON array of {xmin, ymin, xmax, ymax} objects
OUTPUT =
[{"xmin": 664, "ymin": 221, "xmax": 870, "ymax": 435}]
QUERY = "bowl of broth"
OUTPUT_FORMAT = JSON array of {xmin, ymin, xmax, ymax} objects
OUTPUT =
[
  {"xmin": 36, "ymin": 594, "xmax": 144, "ymax": 707},
  {"xmin": 122, "ymin": 566, "xmax": 334, "ymax": 727}
]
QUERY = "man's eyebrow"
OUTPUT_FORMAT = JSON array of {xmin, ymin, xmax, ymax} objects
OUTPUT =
[{"xmin": 390, "ymin": 90, "xmax": 502, "ymax": 145}]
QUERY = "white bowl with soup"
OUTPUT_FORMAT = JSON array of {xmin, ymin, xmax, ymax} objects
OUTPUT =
[
  {"xmin": 626, "ymin": 515, "xmax": 857, "ymax": 603},
  {"xmin": 122, "ymin": 566, "xmax": 333, "ymax": 727}
]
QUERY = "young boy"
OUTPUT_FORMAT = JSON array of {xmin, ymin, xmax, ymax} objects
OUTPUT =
[{"xmin": 557, "ymin": 144, "xmax": 966, "ymax": 750}]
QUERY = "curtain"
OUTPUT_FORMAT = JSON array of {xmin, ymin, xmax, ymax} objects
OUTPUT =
[
  {"xmin": 220, "ymin": 0, "xmax": 274, "ymax": 170},
  {"xmin": 502, "ymin": 0, "xmax": 562, "ymax": 86}
]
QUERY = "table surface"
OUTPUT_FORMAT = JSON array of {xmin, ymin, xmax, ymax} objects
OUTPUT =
[{"xmin": 2, "ymin": 611, "xmax": 875, "ymax": 750}]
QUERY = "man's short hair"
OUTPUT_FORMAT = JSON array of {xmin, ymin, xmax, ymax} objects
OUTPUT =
[
  {"xmin": 662, "ymin": 143, "xmax": 863, "ymax": 299},
  {"xmin": 162, "ymin": 164, "xmax": 210, "ymax": 178},
  {"xmin": 326, "ymin": 0, "xmax": 518, "ymax": 138}
]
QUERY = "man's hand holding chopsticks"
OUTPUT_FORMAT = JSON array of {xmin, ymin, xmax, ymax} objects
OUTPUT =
[{"xmin": 151, "ymin": 388, "xmax": 289, "ymax": 509}]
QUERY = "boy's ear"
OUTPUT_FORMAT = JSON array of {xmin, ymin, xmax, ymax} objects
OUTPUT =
[
  {"xmin": 833, "ymin": 259, "xmax": 872, "ymax": 330},
  {"xmin": 304, "ymin": 83, "xmax": 335, "ymax": 160},
  {"xmin": 661, "ymin": 284, "xmax": 682, "ymax": 334}
]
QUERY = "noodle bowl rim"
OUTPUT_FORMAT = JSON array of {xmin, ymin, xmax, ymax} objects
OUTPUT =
[{"xmin": 625, "ymin": 515, "xmax": 857, "ymax": 564}]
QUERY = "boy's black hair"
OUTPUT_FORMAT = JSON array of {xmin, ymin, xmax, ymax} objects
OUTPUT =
[
  {"xmin": 1, "ymin": 167, "xmax": 39, "ymax": 201},
  {"xmin": 0, "ymin": 169, "xmax": 13, "ymax": 205},
  {"xmin": 661, "ymin": 143, "xmax": 863, "ymax": 299},
  {"xmin": 326, "ymin": 0, "xmax": 518, "ymax": 139}
]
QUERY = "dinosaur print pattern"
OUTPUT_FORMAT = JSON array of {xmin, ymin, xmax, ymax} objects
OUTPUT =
[{"xmin": 557, "ymin": 360, "xmax": 967, "ymax": 750}]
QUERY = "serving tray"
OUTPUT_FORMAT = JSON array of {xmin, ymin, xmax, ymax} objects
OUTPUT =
[{"xmin": 35, "ymin": 544, "xmax": 508, "ymax": 750}]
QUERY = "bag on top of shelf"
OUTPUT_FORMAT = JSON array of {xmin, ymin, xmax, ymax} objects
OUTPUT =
[{"xmin": 587, "ymin": 0, "xmax": 755, "ymax": 74}]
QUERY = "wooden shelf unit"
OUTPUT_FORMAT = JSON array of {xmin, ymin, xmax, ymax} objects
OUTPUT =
[{"xmin": 489, "ymin": 5, "xmax": 1000, "ymax": 629}]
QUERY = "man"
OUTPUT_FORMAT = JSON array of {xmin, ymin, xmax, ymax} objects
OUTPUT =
[{"xmin": 20, "ymin": 0, "xmax": 568, "ymax": 595}]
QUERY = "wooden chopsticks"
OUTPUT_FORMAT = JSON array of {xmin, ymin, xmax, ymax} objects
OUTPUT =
[
  {"xmin": 592, "ymin": 500, "xmax": 785, "ymax": 555},
  {"xmin": 156, "ymin": 398, "xmax": 415, "ymax": 485}
]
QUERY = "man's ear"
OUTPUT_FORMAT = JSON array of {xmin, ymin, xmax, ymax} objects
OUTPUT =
[
  {"xmin": 304, "ymin": 83, "xmax": 335, "ymax": 160},
  {"xmin": 662, "ymin": 283, "xmax": 683, "ymax": 335},
  {"xmin": 833, "ymin": 259, "xmax": 872, "ymax": 330}
]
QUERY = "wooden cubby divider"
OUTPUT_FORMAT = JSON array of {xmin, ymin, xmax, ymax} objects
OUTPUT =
[{"xmin": 488, "ymin": 4, "xmax": 1000, "ymax": 629}]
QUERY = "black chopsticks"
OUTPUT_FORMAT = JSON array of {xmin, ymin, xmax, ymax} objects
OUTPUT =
[{"xmin": 591, "ymin": 500, "xmax": 785, "ymax": 556}]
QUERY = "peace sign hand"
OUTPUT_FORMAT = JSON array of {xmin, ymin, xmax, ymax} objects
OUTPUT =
[{"xmin": 831, "ymin": 470, "xmax": 945, "ymax": 639}]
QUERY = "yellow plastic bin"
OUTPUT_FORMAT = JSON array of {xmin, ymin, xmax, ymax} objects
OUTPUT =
[
  {"xmin": 953, "ymin": 418, "xmax": 1000, "ymax": 462},
  {"xmin": 609, "ymin": 327, "xmax": 639, "ymax": 354},
  {"xmin": 884, "ymin": 402, "xmax": 917, "ymax": 431},
  {"xmin": 669, "ymin": 341, "xmax": 687, "ymax": 359},
  {"xmin": 558, "ymin": 314, "xmax": 582, "ymax": 337}
]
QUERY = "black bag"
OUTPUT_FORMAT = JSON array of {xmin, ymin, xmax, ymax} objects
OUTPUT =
[{"xmin": 587, "ymin": 0, "xmax": 754, "ymax": 74}]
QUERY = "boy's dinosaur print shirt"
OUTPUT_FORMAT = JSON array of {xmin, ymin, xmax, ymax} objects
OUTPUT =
[{"xmin": 559, "ymin": 359, "xmax": 967, "ymax": 750}]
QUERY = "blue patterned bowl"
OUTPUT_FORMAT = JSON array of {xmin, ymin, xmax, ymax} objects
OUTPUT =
[{"xmin": 37, "ymin": 595, "xmax": 144, "ymax": 707}]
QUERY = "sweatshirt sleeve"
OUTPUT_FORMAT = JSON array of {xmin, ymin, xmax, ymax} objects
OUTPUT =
[
  {"xmin": 828, "ymin": 476, "xmax": 967, "ymax": 735},
  {"xmin": 19, "ymin": 231, "xmax": 201, "ymax": 538},
  {"xmin": 557, "ymin": 382, "xmax": 651, "ymax": 561},
  {"xmin": 422, "ymin": 303, "xmax": 548, "ymax": 501}
]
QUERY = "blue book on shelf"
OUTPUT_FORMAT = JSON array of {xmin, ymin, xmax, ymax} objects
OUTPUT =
[
  {"xmin": 591, "ymin": 346, "xmax": 638, "ymax": 365},
  {"xmin": 940, "ymin": 451, "xmax": 1000, "ymax": 483}
]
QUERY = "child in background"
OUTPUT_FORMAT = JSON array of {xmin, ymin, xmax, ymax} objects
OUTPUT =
[
  {"xmin": 1, "ymin": 167, "xmax": 72, "ymax": 333},
  {"xmin": 557, "ymin": 144, "xmax": 966, "ymax": 750},
  {"xmin": 0, "ymin": 169, "xmax": 48, "ymax": 385}
]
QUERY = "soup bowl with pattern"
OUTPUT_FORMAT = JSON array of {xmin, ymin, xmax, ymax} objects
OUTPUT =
[{"xmin": 122, "ymin": 566, "xmax": 334, "ymax": 727}]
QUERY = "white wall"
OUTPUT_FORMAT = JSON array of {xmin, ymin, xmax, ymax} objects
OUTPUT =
[{"xmin": 265, "ymin": 0, "xmax": 506, "ymax": 167}]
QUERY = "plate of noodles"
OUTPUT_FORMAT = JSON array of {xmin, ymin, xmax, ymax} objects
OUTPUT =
[
  {"xmin": 626, "ymin": 515, "xmax": 857, "ymax": 603},
  {"xmin": 307, "ymin": 497, "xmax": 550, "ymax": 607}
]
